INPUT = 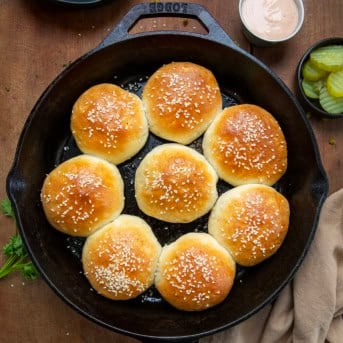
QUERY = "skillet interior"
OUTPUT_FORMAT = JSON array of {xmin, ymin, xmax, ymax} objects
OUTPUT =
[{"xmin": 7, "ymin": 33, "xmax": 328, "ymax": 341}]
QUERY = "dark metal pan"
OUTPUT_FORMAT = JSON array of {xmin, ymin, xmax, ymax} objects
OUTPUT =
[{"xmin": 6, "ymin": 3, "xmax": 328, "ymax": 342}]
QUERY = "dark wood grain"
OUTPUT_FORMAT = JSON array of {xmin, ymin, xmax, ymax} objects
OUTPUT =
[{"xmin": 0, "ymin": 0, "xmax": 341, "ymax": 342}]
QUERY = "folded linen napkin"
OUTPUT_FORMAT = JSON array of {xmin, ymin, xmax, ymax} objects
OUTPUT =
[{"xmin": 203, "ymin": 189, "xmax": 343, "ymax": 343}]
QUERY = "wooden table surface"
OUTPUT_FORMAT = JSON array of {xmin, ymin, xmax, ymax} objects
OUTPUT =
[{"xmin": 0, "ymin": 0, "xmax": 342, "ymax": 342}]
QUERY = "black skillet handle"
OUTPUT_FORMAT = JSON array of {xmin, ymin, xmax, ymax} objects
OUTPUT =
[{"xmin": 96, "ymin": 2, "xmax": 237, "ymax": 50}]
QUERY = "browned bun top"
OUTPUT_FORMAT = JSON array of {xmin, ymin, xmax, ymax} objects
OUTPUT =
[
  {"xmin": 203, "ymin": 104, "xmax": 287, "ymax": 186},
  {"xmin": 82, "ymin": 215, "xmax": 161, "ymax": 300},
  {"xmin": 208, "ymin": 184, "xmax": 290, "ymax": 266},
  {"xmin": 142, "ymin": 62, "xmax": 222, "ymax": 144},
  {"xmin": 71, "ymin": 83, "xmax": 148, "ymax": 164},
  {"xmin": 135, "ymin": 144, "xmax": 218, "ymax": 223},
  {"xmin": 41, "ymin": 155, "xmax": 124, "ymax": 237},
  {"xmin": 155, "ymin": 233, "xmax": 236, "ymax": 311}
]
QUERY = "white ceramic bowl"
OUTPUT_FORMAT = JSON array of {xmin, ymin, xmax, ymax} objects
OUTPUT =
[{"xmin": 239, "ymin": 0, "xmax": 304, "ymax": 47}]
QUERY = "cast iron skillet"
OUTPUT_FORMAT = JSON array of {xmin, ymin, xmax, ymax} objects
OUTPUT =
[{"xmin": 6, "ymin": 3, "xmax": 328, "ymax": 342}]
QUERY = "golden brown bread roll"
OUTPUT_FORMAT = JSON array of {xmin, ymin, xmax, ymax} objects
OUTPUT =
[
  {"xmin": 203, "ymin": 104, "xmax": 287, "ymax": 186},
  {"xmin": 142, "ymin": 62, "xmax": 222, "ymax": 144},
  {"xmin": 41, "ymin": 155, "xmax": 124, "ymax": 237},
  {"xmin": 208, "ymin": 184, "xmax": 290, "ymax": 266},
  {"xmin": 82, "ymin": 215, "xmax": 161, "ymax": 300},
  {"xmin": 135, "ymin": 144, "xmax": 218, "ymax": 223},
  {"xmin": 155, "ymin": 232, "xmax": 236, "ymax": 311},
  {"xmin": 71, "ymin": 83, "xmax": 148, "ymax": 164}
]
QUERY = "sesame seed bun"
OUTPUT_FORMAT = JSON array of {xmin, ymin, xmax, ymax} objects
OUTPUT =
[
  {"xmin": 41, "ymin": 155, "xmax": 124, "ymax": 237},
  {"xmin": 203, "ymin": 104, "xmax": 287, "ymax": 186},
  {"xmin": 208, "ymin": 184, "xmax": 290, "ymax": 267},
  {"xmin": 135, "ymin": 144, "xmax": 218, "ymax": 223},
  {"xmin": 71, "ymin": 83, "xmax": 148, "ymax": 165},
  {"xmin": 82, "ymin": 215, "xmax": 161, "ymax": 300},
  {"xmin": 155, "ymin": 232, "xmax": 236, "ymax": 311},
  {"xmin": 142, "ymin": 62, "xmax": 222, "ymax": 144}
]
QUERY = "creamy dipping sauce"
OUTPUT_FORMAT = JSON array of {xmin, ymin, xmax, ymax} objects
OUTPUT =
[{"xmin": 241, "ymin": 0, "xmax": 299, "ymax": 41}]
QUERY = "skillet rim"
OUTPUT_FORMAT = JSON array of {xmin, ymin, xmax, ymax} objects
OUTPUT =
[{"xmin": 6, "ymin": 31, "xmax": 329, "ymax": 342}]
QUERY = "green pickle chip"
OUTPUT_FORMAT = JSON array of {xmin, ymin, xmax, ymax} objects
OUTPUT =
[
  {"xmin": 302, "ymin": 60, "xmax": 328, "ymax": 81},
  {"xmin": 301, "ymin": 79, "xmax": 323, "ymax": 99},
  {"xmin": 327, "ymin": 70, "xmax": 343, "ymax": 97},
  {"xmin": 319, "ymin": 85, "xmax": 343, "ymax": 114},
  {"xmin": 301, "ymin": 44, "xmax": 343, "ymax": 113},
  {"xmin": 310, "ymin": 45, "xmax": 343, "ymax": 72}
]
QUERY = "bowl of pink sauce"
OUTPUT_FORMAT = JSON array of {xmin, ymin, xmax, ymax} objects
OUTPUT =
[{"xmin": 239, "ymin": 0, "xmax": 304, "ymax": 47}]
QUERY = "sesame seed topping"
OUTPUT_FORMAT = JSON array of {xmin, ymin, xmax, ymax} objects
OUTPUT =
[
  {"xmin": 73, "ymin": 85, "xmax": 145, "ymax": 153},
  {"xmin": 146, "ymin": 64, "xmax": 219, "ymax": 132},
  {"xmin": 141, "ymin": 153, "xmax": 213, "ymax": 216},
  {"xmin": 221, "ymin": 191, "xmax": 285, "ymax": 260},
  {"xmin": 88, "ymin": 233, "xmax": 150, "ymax": 297},
  {"xmin": 42, "ymin": 165, "xmax": 112, "ymax": 232},
  {"xmin": 163, "ymin": 247, "xmax": 220, "ymax": 305},
  {"xmin": 211, "ymin": 108, "xmax": 286, "ymax": 179}
]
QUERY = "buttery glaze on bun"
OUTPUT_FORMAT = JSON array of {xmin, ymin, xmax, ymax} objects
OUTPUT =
[
  {"xmin": 142, "ymin": 62, "xmax": 222, "ymax": 144},
  {"xmin": 155, "ymin": 232, "xmax": 236, "ymax": 311},
  {"xmin": 208, "ymin": 184, "xmax": 290, "ymax": 266},
  {"xmin": 203, "ymin": 104, "xmax": 287, "ymax": 186},
  {"xmin": 135, "ymin": 144, "xmax": 218, "ymax": 223},
  {"xmin": 71, "ymin": 83, "xmax": 148, "ymax": 164},
  {"xmin": 41, "ymin": 155, "xmax": 124, "ymax": 237},
  {"xmin": 82, "ymin": 215, "xmax": 161, "ymax": 300}
]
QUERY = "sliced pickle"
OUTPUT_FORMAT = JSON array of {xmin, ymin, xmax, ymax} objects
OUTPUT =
[
  {"xmin": 327, "ymin": 70, "xmax": 343, "ymax": 97},
  {"xmin": 302, "ymin": 79, "xmax": 323, "ymax": 99},
  {"xmin": 310, "ymin": 45, "xmax": 343, "ymax": 72},
  {"xmin": 319, "ymin": 85, "xmax": 343, "ymax": 114},
  {"xmin": 302, "ymin": 60, "xmax": 328, "ymax": 81},
  {"xmin": 313, "ymin": 79, "xmax": 324, "ymax": 94}
]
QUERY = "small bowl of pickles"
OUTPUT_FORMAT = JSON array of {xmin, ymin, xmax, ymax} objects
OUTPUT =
[{"xmin": 297, "ymin": 37, "xmax": 343, "ymax": 118}]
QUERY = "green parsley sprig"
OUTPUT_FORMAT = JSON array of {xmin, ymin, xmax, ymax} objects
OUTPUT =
[
  {"xmin": 1, "ymin": 198, "xmax": 14, "ymax": 217},
  {"xmin": 0, "ymin": 199, "xmax": 39, "ymax": 280}
]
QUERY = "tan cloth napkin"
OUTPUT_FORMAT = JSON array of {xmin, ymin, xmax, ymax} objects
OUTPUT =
[{"xmin": 203, "ymin": 189, "xmax": 343, "ymax": 343}]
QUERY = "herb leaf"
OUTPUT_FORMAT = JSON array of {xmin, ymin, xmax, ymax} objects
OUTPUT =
[
  {"xmin": 1, "ymin": 198, "xmax": 39, "ymax": 281},
  {"xmin": 1, "ymin": 199, "xmax": 14, "ymax": 218},
  {"xmin": 22, "ymin": 262, "xmax": 39, "ymax": 280},
  {"xmin": 3, "ymin": 235, "xmax": 25, "ymax": 258}
]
